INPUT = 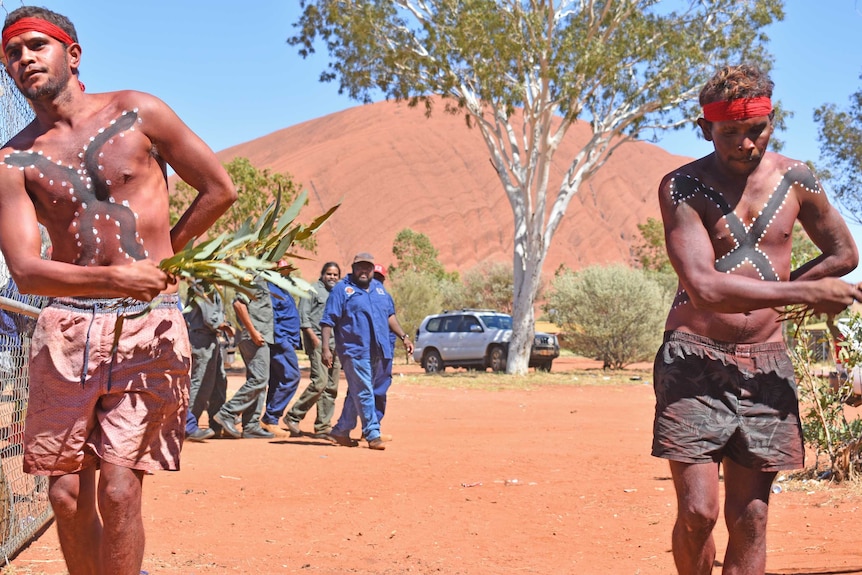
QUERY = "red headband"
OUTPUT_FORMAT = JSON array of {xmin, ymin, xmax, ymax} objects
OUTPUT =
[
  {"xmin": 2, "ymin": 17, "xmax": 84, "ymax": 91},
  {"xmin": 702, "ymin": 97, "xmax": 773, "ymax": 122},
  {"xmin": 2, "ymin": 17, "xmax": 75, "ymax": 55}
]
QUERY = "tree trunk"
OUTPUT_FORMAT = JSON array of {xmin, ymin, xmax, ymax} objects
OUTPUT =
[
  {"xmin": 508, "ymin": 293, "xmax": 535, "ymax": 375},
  {"xmin": 507, "ymin": 231, "xmax": 545, "ymax": 375}
]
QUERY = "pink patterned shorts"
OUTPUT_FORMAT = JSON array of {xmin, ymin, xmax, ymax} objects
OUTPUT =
[{"xmin": 24, "ymin": 295, "xmax": 191, "ymax": 475}]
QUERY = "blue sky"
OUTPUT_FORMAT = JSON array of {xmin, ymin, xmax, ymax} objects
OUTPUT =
[{"xmin": 9, "ymin": 1, "xmax": 862, "ymax": 278}]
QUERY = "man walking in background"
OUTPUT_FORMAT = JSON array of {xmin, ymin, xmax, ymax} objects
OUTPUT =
[
  {"xmin": 284, "ymin": 262, "xmax": 342, "ymax": 438},
  {"xmin": 184, "ymin": 284, "xmax": 233, "ymax": 441},
  {"xmin": 213, "ymin": 277, "xmax": 275, "ymax": 440},
  {"xmin": 261, "ymin": 276, "xmax": 303, "ymax": 436},
  {"xmin": 322, "ymin": 253, "xmax": 412, "ymax": 450},
  {"xmin": 369, "ymin": 263, "xmax": 406, "ymax": 436}
]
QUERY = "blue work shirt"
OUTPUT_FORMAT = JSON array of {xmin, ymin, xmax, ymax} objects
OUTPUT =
[
  {"xmin": 321, "ymin": 274, "xmax": 394, "ymax": 360},
  {"xmin": 269, "ymin": 282, "xmax": 302, "ymax": 350}
]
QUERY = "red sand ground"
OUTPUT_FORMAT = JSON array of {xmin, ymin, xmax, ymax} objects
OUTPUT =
[{"xmin": 6, "ymin": 357, "xmax": 862, "ymax": 574}]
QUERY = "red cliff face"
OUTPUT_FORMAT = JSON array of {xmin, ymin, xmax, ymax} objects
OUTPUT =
[{"xmin": 180, "ymin": 98, "xmax": 690, "ymax": 281}]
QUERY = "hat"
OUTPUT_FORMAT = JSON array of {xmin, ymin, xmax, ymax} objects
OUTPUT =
[
  {"xmin": 353, "ymin": 252, "xmax": 374, "ymax": 264},
  {"xmin": 373, "ymin": 264, "xmax": 386, "ymax": 278}
]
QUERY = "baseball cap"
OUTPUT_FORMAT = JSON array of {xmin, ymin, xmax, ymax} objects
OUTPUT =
[
  {"xmin": 353, "ymin": 252, "xmax": 374, "ymax": 264},
  {"xmin": 373, "ymin": 264, "xmax": 386, "ymax": 277}
]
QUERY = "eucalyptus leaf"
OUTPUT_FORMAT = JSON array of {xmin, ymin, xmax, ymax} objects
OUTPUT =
[
  {"xmin": 276, "ymin": 190, "xmax": 309, "ymax": 230},
  {"xmin": 158, "ymin": 194, "xmax": 338, "ymax": 315},
  {"xmin": 260, "ymin": 269, "xmax": 313, "ymax": 300},
  {"xmin": 192, "ymin": 232, "xmax": 230, "ymax": 261}
]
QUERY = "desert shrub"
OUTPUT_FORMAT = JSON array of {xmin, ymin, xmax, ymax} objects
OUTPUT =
[
  {"xmin": 791, "ymin": 314, "xmax": 862, "ymax": 481},
  {"xmin": 643, "ymin": 269, "xmax": 678, "ymax": 302},
  {"xmin": 454, "ymin": 261, "xmax": 516, "ymax": 313},
  {"xmin": 544, "ymin": 264, "xmax": 668, "ymax": 369},
  {"xmin": 388, "ymin": 269, "xmax": 454, "ymax": 342},
  {"xmin": 439, "ymin": 277, "xmax": 468, "ymax": 311}
]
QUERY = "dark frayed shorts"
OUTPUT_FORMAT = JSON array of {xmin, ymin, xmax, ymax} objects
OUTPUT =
[{"xmin": 651, "ymin": 330, "xmax": 804, "ymax": 471}]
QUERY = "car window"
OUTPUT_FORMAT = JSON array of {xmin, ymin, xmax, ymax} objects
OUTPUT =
[
  {"xmin": 461, "ymin": 316, "xmax": 481, "ymax": 332},
  {"xmin": 441, "ymin": 316, "xmax": 462, "ymax": 333},
  {"xmin": 425, "ymin": 317, "xmax": 442, "ymax": 332},
  {"xmin": 480, "ymin": 315, "xmax": 512, "ymax": 330}
]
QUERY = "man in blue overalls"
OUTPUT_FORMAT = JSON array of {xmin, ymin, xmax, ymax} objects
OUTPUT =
[{"xmin": 321, "ymin": 252, "xmax": 413, "ymax": 450}]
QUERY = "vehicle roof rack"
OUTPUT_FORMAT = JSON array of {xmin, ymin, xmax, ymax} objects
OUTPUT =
[{"xmin": 439, "ymin": 308, "xmax": 500, "ymax": 314}]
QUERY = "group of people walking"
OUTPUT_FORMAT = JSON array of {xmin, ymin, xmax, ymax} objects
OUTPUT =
[{"xmin": 183, "ymin": 253, "xmax": 412, "ymax": 451}]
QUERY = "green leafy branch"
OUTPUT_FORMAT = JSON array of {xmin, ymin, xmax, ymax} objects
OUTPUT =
[
  {"xmin": 791, "ymin": 311, "xmax": 862, "ymax": 481},
  {"xmin": 160, "ymin": 188, "xmax": 339, "ymax": 305},
  {"xmin": 109, "ymin": 189, "xmax": 338, "ymax": 353}
]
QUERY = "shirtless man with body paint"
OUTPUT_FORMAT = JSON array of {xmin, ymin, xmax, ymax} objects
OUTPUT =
[
  {"xmin": 652, "ymin": 64, "xmax": 862, "ymax": 575},
  {"xmin": 0, "ymin": 7, "xmax": 235, "ymax": 574}
]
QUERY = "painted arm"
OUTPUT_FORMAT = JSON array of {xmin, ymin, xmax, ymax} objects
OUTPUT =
[
  {"xmin": 661, "ymin": 173, "xmax": 861, "ymax": 315},
  {"xmin": 790, "ymin": 174, "xmax": 858, "ymax": 281},
  {"xmin": 0, "ymin": 163, "xmax": 170, "ymax": 299}
]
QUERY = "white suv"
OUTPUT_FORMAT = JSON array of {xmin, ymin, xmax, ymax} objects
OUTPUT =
[{"xmin": 412, "ymin": 309, "xmax": 559, "ymax": 373}]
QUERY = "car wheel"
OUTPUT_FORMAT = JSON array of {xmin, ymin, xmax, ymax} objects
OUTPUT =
[
  {"xmin": 537, "ymin": 360, "xmax": 552, "ymax": 372},
  {"xmin": 489, "ymin": 346, "xmax": 507, "ymax": 372},
  {"xmin": 424, "ymin": 349, "xmax": 443, "ymax": 374}
]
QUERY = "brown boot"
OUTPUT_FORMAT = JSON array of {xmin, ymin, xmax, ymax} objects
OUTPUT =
[
  {"xmin": 326, "ymin": 433, "xmax": 358, "ymax": 447},
  {"xmin": 283, "ymin": 418, "xmax": 302, "ymax": 437}
]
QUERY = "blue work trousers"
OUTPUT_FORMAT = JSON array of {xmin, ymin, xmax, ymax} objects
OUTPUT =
[
  {"xmin": 262, "ymin": 342, "xmax": 301, "ymax": 425},
  {"xmin": 332, "ymin": 355, "xmax": 381, "ymax": 441},
  {"xmin": 371, "ymin": 356, "xmax": 392, "ymax": 423}
]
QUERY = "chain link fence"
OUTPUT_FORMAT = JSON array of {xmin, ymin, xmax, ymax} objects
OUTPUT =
[
  {"xmin": 0, "ymin": 268, "xmax": 48, "ymax": 563},
  {"xmin": 0, "ymin": 51, "xmax": 54, "ymax": 562}
]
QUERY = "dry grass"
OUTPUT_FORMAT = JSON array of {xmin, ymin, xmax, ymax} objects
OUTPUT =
[{"xmin": 395, "ymin": 366, "xmax": 651, "ymax": 391}]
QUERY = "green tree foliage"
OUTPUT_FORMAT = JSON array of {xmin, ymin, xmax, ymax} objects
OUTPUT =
[
  {"xmin": 634, "ymin": 217, "xmax": 672, "ymax": 274},
  {"xmin": 633, "ymin": 216, "xmax": 677, "ymax": 298},
  {"xmin": 291, "ymin": 0, "xmax": 783, "ymax": 374},
  {"xmin": 815, "ymin": 75, "xmax": 862, "ymax": 224},
  {"xmin": 173, "ymin": 157, "xmax": 314, "ymax": 252},
  {"xmin": 544, "ymin": 264, "xmax": 668, "ymax": 369},
  {"xmin": 391, "ymin": 228, "xmax": 457, "ymax": 281},
  {"xmin": 387, "ymin": 268, "xmax": 447, "ymax": 345},
  {"xmin": 632, "ymin": 216, "xmax": 677, "ymax": 301},
  {"xmin": 457, "ymin": 261, "xmax": 516, "ymax": 313},
  {"xmin": 438, "ymin": 277, "xmax": 467, "ymax": 312},
  {"xmin": 391, "ymin": 228, "xmax": 441, "ymax": 275},
  {"xmin": 791, "ymin": 318, "xmax": 862, "ymax": 481}
]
